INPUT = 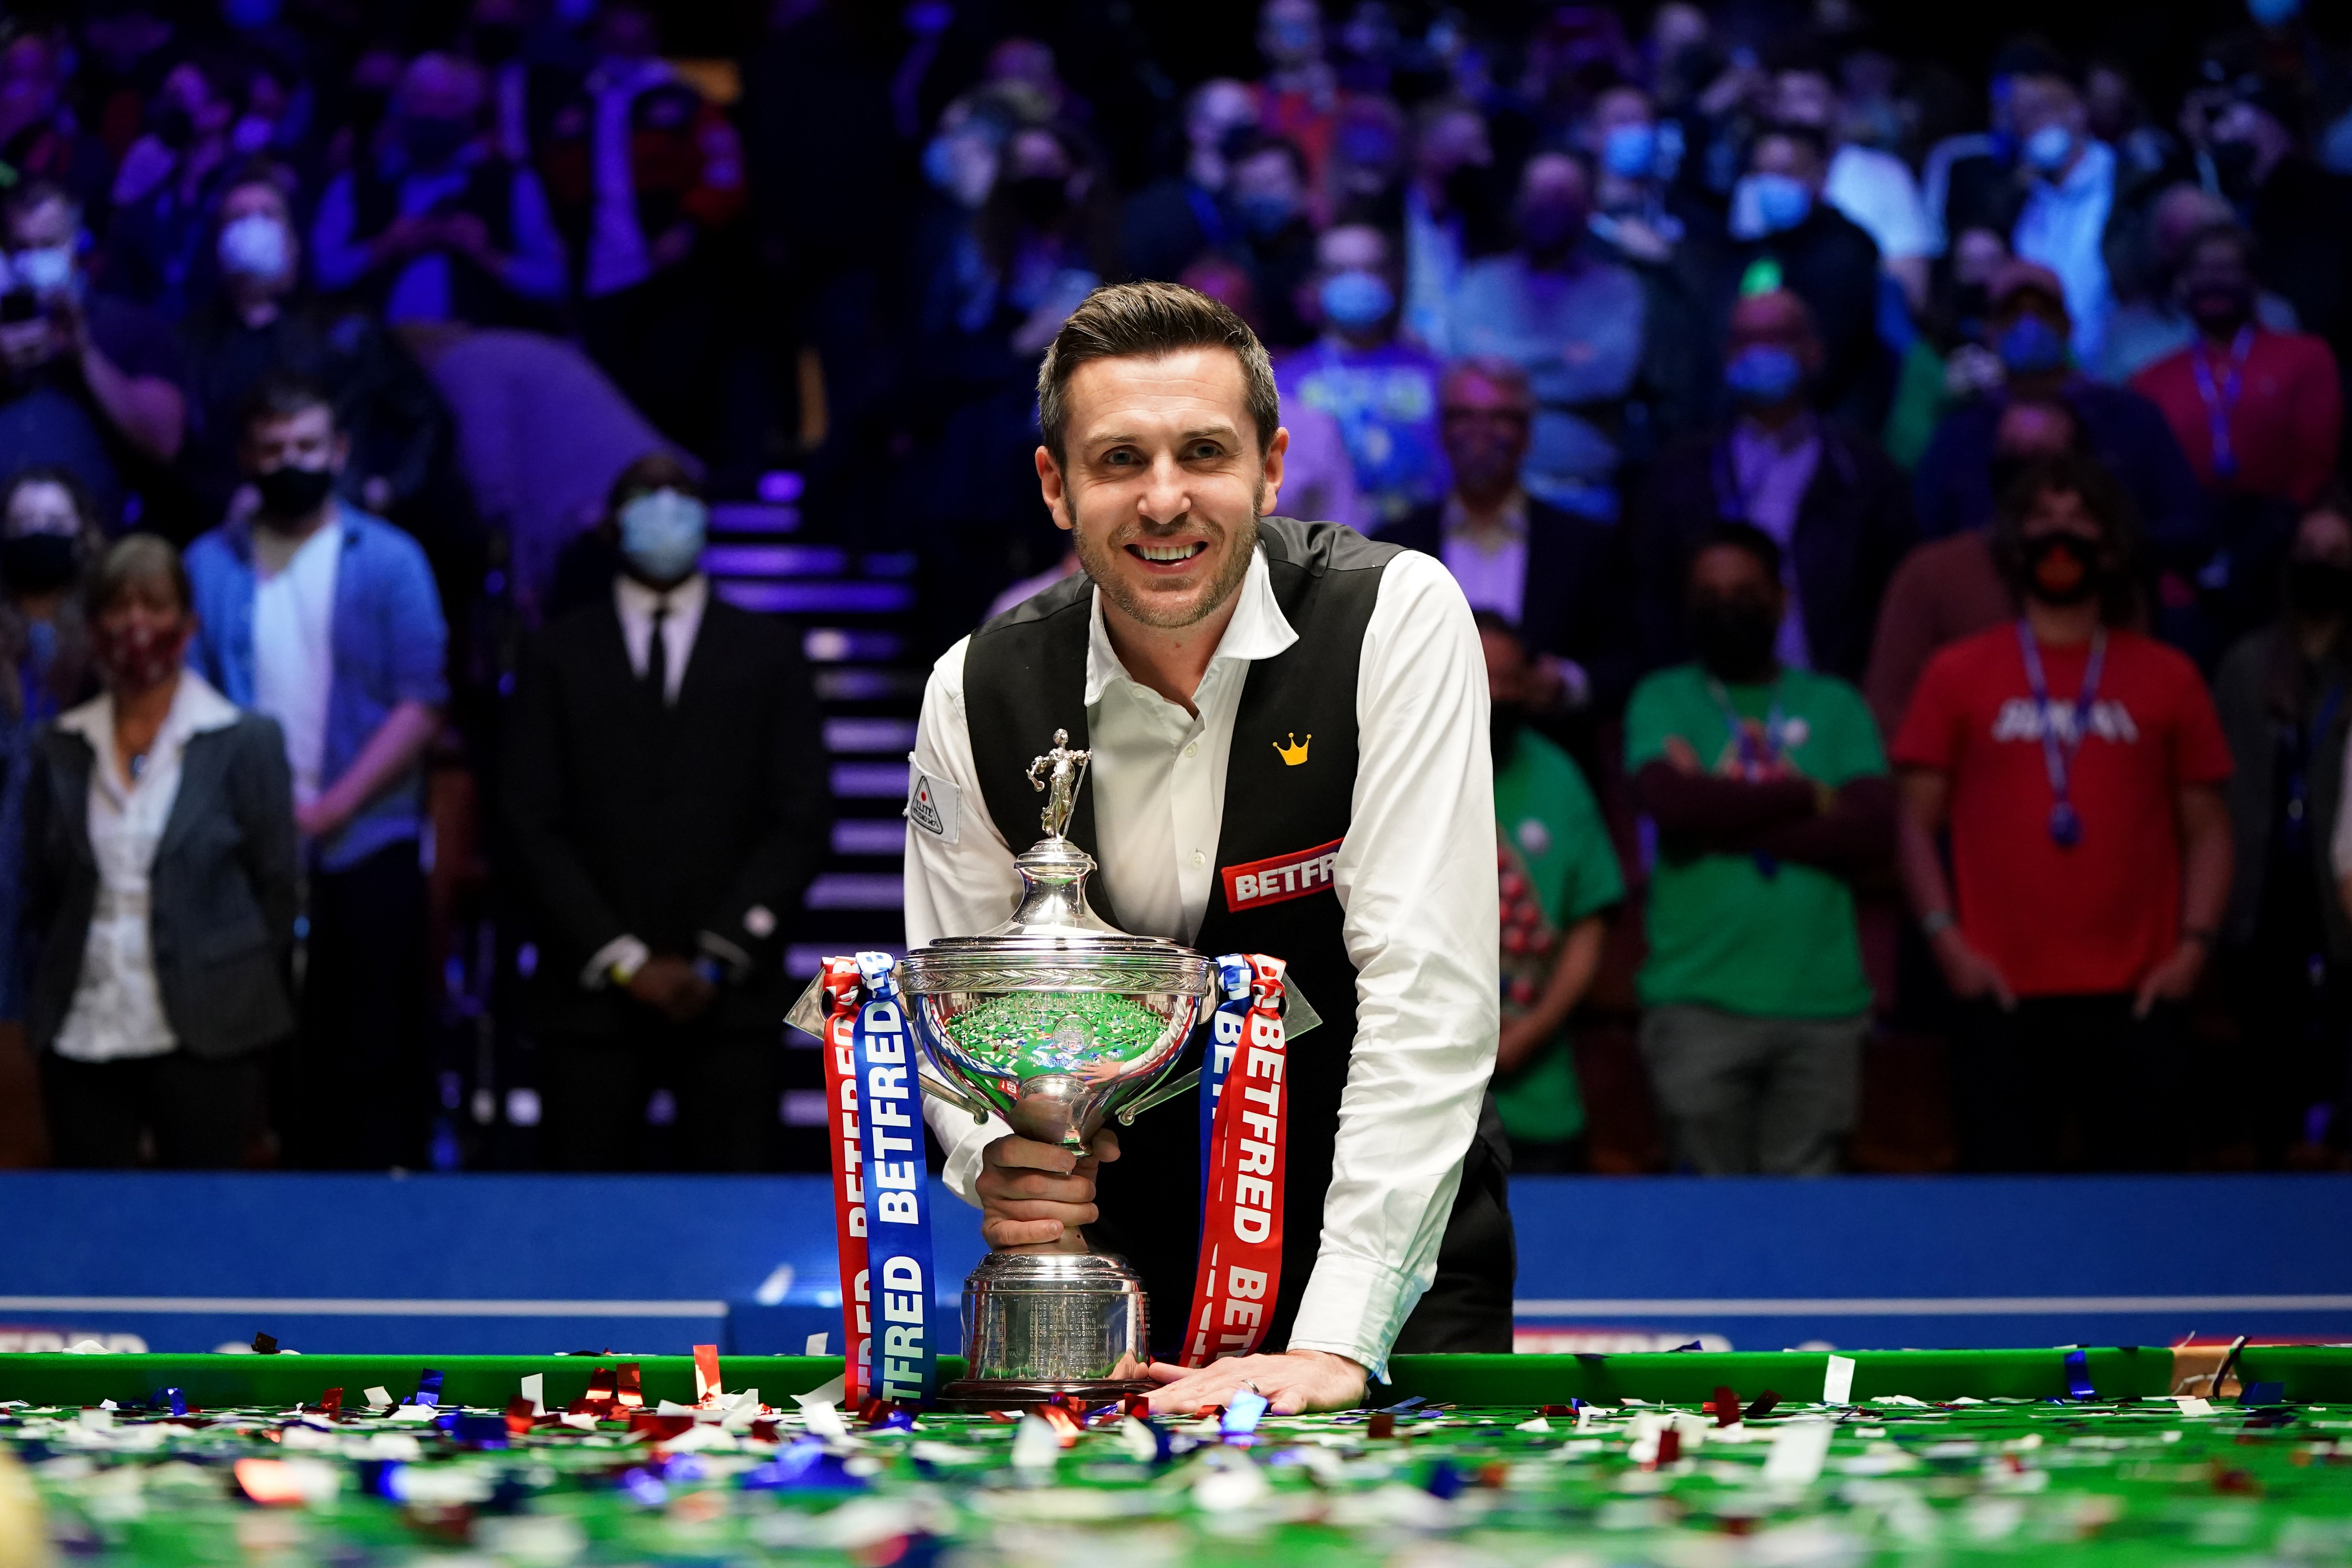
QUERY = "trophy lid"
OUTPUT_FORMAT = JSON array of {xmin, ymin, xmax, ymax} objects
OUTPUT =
[{"xmin": 898, "ymin": 730, "xmax": 1214, "ymax": 997}]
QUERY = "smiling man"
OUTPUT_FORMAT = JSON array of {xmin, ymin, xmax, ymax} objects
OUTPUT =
[{"xmin": 905, "ymin": 280, "xmax": 1505, "ymax": 1414}]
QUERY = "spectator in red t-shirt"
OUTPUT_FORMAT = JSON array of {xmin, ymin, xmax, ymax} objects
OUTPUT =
[
  {"xmin": 2133, "ymin": 224, "xmax": 2341, "ymax": 508},
  {"xmin": 1892, "ymin": 454, "xmax": 2235, "ymax": 1171}
]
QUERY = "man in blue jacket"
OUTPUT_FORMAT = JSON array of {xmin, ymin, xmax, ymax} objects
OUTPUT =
[{"xmin": 185, "ymin": 372, "xmax": 448, "ymax": 1168}]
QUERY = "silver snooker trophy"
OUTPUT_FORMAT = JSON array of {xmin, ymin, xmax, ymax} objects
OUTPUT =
[{"xmin": 791, "ymin": 730, "xmax": 1317, "ymax": 1405}]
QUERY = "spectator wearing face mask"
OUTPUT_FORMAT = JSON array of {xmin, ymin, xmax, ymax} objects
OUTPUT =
[
  {"xmin": 102, "ymin": 54, "xmax": 244, "ymax": 319},
  {"xmin": 0, "ymin": 181, "xmax": 186, "ymax": 532},
  {"xmin": 1121, "ymin": 78, "xmax": 1259, "ymax": 286},
  {"xmin": 1913, "ymin": 262, "xmax": 2208, "ymax": 577},
  {"xmin": 1865, "ymin": 398, "xmax": 2081, "ymax": 736},
  {"xmin": 181, "ymin": 168, "xmax": 456, "ymax": 534},
  {"xmin": 1275, "ymin": 224, "xmax": 1447, "ymax": 528},
  {"xmin": 1400, "ymin": 97, "xmax": 1501, "ymax": 352},
  {"xmin": 915, "ymin": 121, "xmax": 1124, "ymax": 559},
  {"xmin": 2219, "ymin": 492, "xmax": 2352, "ymax": 1166},
  {"xmin": 2185, "ymin": 69, "xmax": 2352, "ymax": 391},
  {"xmin": 1766, "ymin": 43, "xmax": 1934, "ymax": 315},
  {"xmin": 1480, "ymin": 612, "xmax": 1624, "ymax": 1173},
  {"xmin": 1582, "ymin": 83, "xmax": 1692, "ymax": 268},
  {"xmin": 23, "ymin": 534, "xmax": 297, "ymax": 1167},
  {"xmin": 310, "ymin": 53, "xmax": 567, "ymax": 332},
  {"xmin": 537, "ymin": 1, "xmax": 746, "ymax": 448},
  {"xmin": 2005, "ymin": 57, "xmax": 2118, "ymax": 369},
  {"xmin": 0, "ymin": 26, "xmax": 115, "ymax": 224},
  {"xmin": 1225, "ymin": 133, "xmax": 1319, "ymax": 349},
  {"xmin": 1894, "ymin": 454, "xmax": 2233, "ymax": 1171},
  {"xmin": 1387, "ymin": 358, "xmax": 1628, "ymax": 712},
  {"xmin": 182, "ymin": 373, "xmax": 448, "ymax": 1171},
  {"xmin": 1625, "ymin": 521, "xmax": 1894, "ymax": 1176},
  {"xmin": 1447, "ymin": 151, "xmax": 1646, "ymax": 521},
  {"xmin": 2133, "ymin": 224, "xmax": 2341, "ymax": 508},
  {"xmin": 2099, "ymin": 185, "xmax": 2302, "ymax": 384},
  {"xmin": 1632, "ymin": 290, "xmax": 1912, "ymax": 686},
  {"xmin": 1715, "ymin": 123, "xmax": 1887, "ymax": 430},
  {"xmin": 0, "ymin": 468, "xmax": 106, "ymax": 1051},
  {"xmin": 502, "ymin": 455, "xmax": 829, "ymax": 1171}
]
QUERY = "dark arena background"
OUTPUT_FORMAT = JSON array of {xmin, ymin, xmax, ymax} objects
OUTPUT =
[{"xmin": 1, "ymin": 0, "xmax": 2351, "ymax": 1560}]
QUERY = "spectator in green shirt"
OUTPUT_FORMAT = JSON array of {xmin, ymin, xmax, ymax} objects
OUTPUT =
[
  {"xmin": 1624, "ymin": 522, "xmax": 1896, "ymax": 1174},
  {"xmin": 1481, "ymin": 612, "xmax": 1625, "ymax": 1173}
]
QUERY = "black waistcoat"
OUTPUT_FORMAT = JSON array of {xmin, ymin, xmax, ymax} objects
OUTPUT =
[{"xmin": 962, "ymin": 518, "xmax": 1395, "ymax": 1355}]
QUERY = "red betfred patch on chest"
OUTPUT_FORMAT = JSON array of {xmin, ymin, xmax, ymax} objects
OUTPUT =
[{"xmin": 1221, "ymin": 838, "xmax": 1345, "ymax": 913}]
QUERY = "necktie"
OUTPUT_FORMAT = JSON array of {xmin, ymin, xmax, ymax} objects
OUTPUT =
[{"xmin": 646, "ymin": 604, "xmax": 669, "ymax": 705}]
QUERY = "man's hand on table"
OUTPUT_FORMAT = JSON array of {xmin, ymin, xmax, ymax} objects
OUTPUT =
[
  {"xmin": 975, "ymin": 1129, "xmax": 1118, "ymax": 1251},
  {"xmin": 1145, "ymin": 1350, "xmax": 1369, "ymax": 1416}
]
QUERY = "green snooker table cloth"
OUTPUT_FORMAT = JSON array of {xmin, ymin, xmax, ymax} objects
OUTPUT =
[{"xmin": 0, "ymin": 1345, "xmax": 2347, "ymax": 1565}]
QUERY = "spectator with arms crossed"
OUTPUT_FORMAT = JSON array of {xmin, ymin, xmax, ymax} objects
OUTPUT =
[{"xmin": 1625, "ymin": 522, "xmax": 1894, "ymax": 1175}]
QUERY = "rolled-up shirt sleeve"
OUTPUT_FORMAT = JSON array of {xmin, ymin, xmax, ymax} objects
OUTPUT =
[
  {"xmin": 904, "ymin": 635, "xmax": 1020, "ymax": 1201},
  {"xmin": 1287, "ymin": 549, "xmax": 1499, "ymax": 1378}
]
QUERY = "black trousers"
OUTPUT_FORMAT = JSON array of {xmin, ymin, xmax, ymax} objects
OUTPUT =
[
  {"xmin": 291, "ymin": 842, "xmax": 427, "ymax": 1170},
  {"xmin": 1953, "ymin": 994, "xmax": 2188, "ymax": 1171},
  {"xmin": 1389, "ymin": 1128, "xmax": 1518, "ymax": 1354},
  {"xmin": 43, "ymin": 1051, "xmax": 261, "ymax": 1168},
  {"xmin": 537, "ymin": 1016, "xmax": 787, "ymax": 1173}
]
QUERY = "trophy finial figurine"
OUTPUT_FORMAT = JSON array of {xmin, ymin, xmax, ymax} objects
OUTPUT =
[{"xmin": 1027, "ymin": 728, "xmax": 1091, "ymax": 839}]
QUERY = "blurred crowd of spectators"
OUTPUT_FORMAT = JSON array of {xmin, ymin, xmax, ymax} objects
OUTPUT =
[{"xmin": 3, "ymin": 0, "xmax": 2352, "ymax": 1178}]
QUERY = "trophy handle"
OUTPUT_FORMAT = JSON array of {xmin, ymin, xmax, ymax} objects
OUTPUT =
[
  {"xmin": 918, "ymin": 1069, "xmax": 996, "ymax": 1125},
  {"xmin": 1114, "ymin": 1066, "xmax": 1200, "ymax": 1126}
]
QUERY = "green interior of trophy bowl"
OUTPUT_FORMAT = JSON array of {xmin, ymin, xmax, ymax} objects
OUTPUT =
[{"xmin": 937, "ymin": 991, "xmax": 1182, "ymax": 1079}]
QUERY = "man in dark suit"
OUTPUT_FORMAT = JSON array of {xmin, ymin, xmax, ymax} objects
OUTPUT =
[
  {"xmin": 501, "ymin": 455, "xmax": 829, "ymax": 1171},
  {"xmin": 1382, "ymin": 356, "xmax": 1632, "ymax": 714},
  {"xmin": 1630, "ymin": 289, "xmax": 1914, "ymax": 685}
]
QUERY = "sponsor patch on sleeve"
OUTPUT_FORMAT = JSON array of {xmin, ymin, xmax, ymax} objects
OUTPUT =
[
  {"xmin": 905, "ymin": 762, "xmax": 961, "ymax": 845},
  {"xmin": 1221, "ymin": 837, "xmax": 1345, "ymax": 913}
]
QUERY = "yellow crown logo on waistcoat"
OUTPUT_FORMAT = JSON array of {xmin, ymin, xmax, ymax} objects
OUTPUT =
[{"xmin": 1274, "ymin": 732, "xmax": 1312, "ymax": 766}]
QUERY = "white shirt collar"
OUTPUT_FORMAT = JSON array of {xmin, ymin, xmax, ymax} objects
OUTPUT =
[
  {"xmin": 614, "ymin": 571, "xmax": 709, "ymax": 622},
  {"xmin": 57, "ymin": 670, "xmax": 241, "ymax": 791},
  {"xmin": 1082, "ymin": 543, "xmax": 1299, "ymax": 706}
]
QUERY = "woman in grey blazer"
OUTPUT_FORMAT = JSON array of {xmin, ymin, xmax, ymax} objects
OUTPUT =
[{"xmin": 24, "ymin": 536, "xmax": 299, "ymax": 1167}]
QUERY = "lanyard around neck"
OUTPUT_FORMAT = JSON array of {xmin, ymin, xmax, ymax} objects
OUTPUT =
[
  {"xmin": 2015, "ymin": 620, "xmax": 2107, "ymax": 848},
  {"xmin": 2188, "ymin": 325, "xmax": 2256, "ymax": 481}
]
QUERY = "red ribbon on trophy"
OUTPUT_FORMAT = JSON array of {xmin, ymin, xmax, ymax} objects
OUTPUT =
[
  {"xmin": 820, "ymin": 957, "xmax": 872, "ymax": 1403},
  {"xmin": 1180, "ymin": 954, "xmax": 1289, "ymax": 1368}
]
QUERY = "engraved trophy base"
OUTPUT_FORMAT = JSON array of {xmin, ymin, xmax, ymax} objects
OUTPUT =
[{"xmin": 942, "ymin": 1250, "xmax": 1151, "ymax": 1411}]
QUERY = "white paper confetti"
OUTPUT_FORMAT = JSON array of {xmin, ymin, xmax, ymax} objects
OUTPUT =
[{"xmin": 1822, "ymin": 1355, "xmax": 1857, "ymax": 1405}]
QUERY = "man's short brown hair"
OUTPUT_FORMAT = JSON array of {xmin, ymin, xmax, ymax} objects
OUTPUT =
[{"xmin": 1035, "ymin": 280, "xmax": 1280, "ymax": 470}]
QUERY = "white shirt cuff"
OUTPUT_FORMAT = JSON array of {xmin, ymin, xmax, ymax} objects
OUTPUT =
[
  {"xmin": 581, "ymin": 935, "xmax": 649, "ymax": 990},
  {"xmin": 930, "ymin": 1101, "xmax": 1011, "ymax": 1208},
  {"xmin": 1285, "ymin": 1247, "xmax": 1428, "ymax": 1385}
]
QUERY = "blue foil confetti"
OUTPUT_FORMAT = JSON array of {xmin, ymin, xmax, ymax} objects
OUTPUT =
[
  {"xmin": 2063, "ymin": 1350, "xmax": 2094, "ymax": 1401},
  {"xmin": 618, "ymin": 1467, "xmax": 669, "ymax": 1507},
  {"xmin": 1221, "ymin": 1389, "xmax": 1271, "ymax": 1436},
  {"xmin": 414, "ymin": 1368, "xmax": 445, "ymax": 1409}
]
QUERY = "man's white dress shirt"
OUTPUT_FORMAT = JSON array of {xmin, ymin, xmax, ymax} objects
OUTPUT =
[
  {"xmin": 905, "ymin": 542, "xmax": 1501, "ymax": 1376},
  {"xmin": 2013, "ymin": 139, "xmax": 2118, "ymax": 367},
  {"xmin": 614, "ymin": 571, "xmax": 708, "ymax": 706},
  {"xmin": 52, "ymin": 673, "xmax": 243, "ymax": 1063}
]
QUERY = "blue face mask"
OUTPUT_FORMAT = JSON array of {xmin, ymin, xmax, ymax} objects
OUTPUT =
[
  {"xmin": 1319, "ymin": 269, "xmax": 1393, "ymax": 330},
  {"xmin": 1602, "ymin": 122, "xmax": 1659, "ymax": 180},
  {"xmin": 1737, "ymin": 172, "xmax": 1812, "ymax": 236},
  {"xmin": 1237, "ymin": 193, "xmax": 1298, "ymax": 236},
  {"xmin": 2023, "ymin": 123, "xmax": 2075, "ymax": 174},
  {"xmin": 1996, "ymin": 314, "xmax": 2070, "ymax": 376},
  {"xmin": 618, "ymin": 488, "xmax": 708, "ymax": 584},
  {"xmin": 1723, "ymin": 344, "xmax": 1804, "ymax": 406}
]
